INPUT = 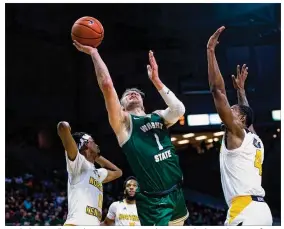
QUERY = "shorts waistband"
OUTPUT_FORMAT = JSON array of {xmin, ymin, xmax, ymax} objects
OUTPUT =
[
  {"xmin": 142, "ymin": 182, "xmax": 182, "ymax": 197},
  {"xmin": 251, "ymin": 195, "xmax": 265, "ymax": 202}
]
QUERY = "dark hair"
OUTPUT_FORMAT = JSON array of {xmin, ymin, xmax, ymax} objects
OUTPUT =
[
  {"xmin": 72, "ymin": 132, "xmax": 89, "ymax": 151},
  {"xmin": 123, "ymin": 176, "xmax": 137, "ymax": 190},
  {"xmin": 238, "ymin": 105, "xmax": 254, "ymax": 128}
]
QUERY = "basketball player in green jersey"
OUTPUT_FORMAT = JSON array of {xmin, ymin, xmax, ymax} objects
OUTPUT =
[{"xmin": 73, "ymin": 40, "xmax": 189, "ymax": 226}]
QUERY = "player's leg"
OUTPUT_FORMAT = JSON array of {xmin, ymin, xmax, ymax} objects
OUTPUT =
[
  {"xmin": 135, "ymin": 192, "xmax": 157, "ymax": 225},
  {"xmin": 169, "ymin": 187, "xmax": 189, "ymax": 226},
  {"xmin": 136, "ymin": 192, "xmax": 174, "ymax": 226},
  {"xmin": 225, "ymin": 197, "xmax": 273, "ymax": 226},
  {"xmin": 169, "ymin": 220, "xmax": 185, "ymax": 226},
  {"xmin": 241, "ymin": 202, "xmax": 273, "ymax": 226},
  {"xmin": 224, "ymin": 196, "xmax": 253, "ymax": 226},
  {"xmin": 154, "ymin": 207, "xmax": 173, "ymax": 226}
]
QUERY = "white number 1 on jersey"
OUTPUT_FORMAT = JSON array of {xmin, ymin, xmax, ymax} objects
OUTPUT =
[{"xmin": 154, "ymin": 133, "xmax": 163, "ymax": 150}]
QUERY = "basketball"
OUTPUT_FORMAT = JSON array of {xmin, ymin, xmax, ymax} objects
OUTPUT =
[{"xmin": 71, "ymin": 16, "xmax": 104, "ymax": 48}]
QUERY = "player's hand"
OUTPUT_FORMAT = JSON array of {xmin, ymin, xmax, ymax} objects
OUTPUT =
[
  {"xmin": 207, "ymin": 26, "xmax": 225, "ymax": 51},
  {"xmin": 147, "ymin": 50, "xmax": 159, "ymax": 82},
  {"xmin": 73, "ymin": 40, "xmax": 97, "ymax": 55},
  {"xmin": 232, "ymin": 64, "xmax": 248, "ymax": 90}
]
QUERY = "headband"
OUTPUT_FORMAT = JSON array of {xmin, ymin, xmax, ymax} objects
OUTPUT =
[{"xmin": 78, "ymin": 134, "xmax": 92, "ymax": 151}]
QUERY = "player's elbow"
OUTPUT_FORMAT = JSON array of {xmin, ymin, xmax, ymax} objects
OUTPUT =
[
  {"xmin": 210, "ymin": 85, "xmax": 224, "ymax": 97},
  {"xmin": 116, "ymin": 169, "xmax": 123, "ymax": 178},
  {"xmin": 57, "ymin": 121, "xmax": 71, "ymax": 135},
  {"xmin": 178, "ymin": 102, "xmax": 186, "ymax": 117},
  {"xmin": 169, "ymin": 102, "xmax": 185, "ymax": 118},
  {"xmin": 100, "ymin": 78, "xmax": 113, "ymax": 90},
  {"xmin": 113, "ymin": 169, "xmax": 123, "ymax": 181}
]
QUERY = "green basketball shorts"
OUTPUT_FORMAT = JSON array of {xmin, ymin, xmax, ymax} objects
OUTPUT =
[{"xmin": 135, "ymin": 186, "xmax": 189, "ymax": 226}]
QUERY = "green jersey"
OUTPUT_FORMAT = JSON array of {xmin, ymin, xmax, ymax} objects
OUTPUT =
[{"xmin": 121, "ymin": 113, "xmax": 183, "ymax": 192}]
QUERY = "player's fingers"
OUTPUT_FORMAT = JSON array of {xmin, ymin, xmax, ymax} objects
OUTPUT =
[
  {"xmin": 73, "ymin": 43, "xmax": 81, "ymax": 50},
  {"xmin": 149, "ymin": 51, "xmax": 155, "ymax": 64},
  {"xmin": 212, "ymin": 26, "xmax": 225, "ymax": 38},
  {"xmin": 149, "ymin": 50, "xmax": 158, "ymax": 67},
  {"xmin": 218, "ymin": 26, "xmax": 226, "ymax": 33},
  {"xmin": 73, "ymin": 40, "xmax": 82, "ymax": 46},
  {"xmin": 148, "ymin": 51, "xmax": 152, "ymax": 60},
  {"xmin": 232, "ymin": 75, "xmax": 236, "ymax": 81},
  {"xmin": 73, "ymin": 41, "xmax": 81, "ymax": 48},
  {"xmin": 149, "ymin": 53, "xmax": 155, "ymax": 66},
  {"xmin": 244, "ymin": 67, "xmax": 248, "ymax": 76},
  {"xmin": 241, "ymin": 64, "xmax": 246, "ymax": 74},
  {"xmin": 237, "ymin": 65, "xmax": 240, "ymax": 77},
  {"xmin": 74, "ymin": 40, "xmax": 85, "ymax": 50},
  {"xmin": 147, "ymin": 65, "xmax": 152, "ymax": 76},
  {"xmin": 152, "ymin": 56, "xmax": 157, "ymax": 67}
]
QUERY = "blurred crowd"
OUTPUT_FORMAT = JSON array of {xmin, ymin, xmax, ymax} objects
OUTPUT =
[
  {"xmin": 185, "ymin": 202, "xmax": 225, "ymax": 226},
  {"xmin": 5, "ymin": 173, "xmax": 67, "ymax": 226},
  {"xmin": 5, "ymin": 128, "xmax": 280, "ymax": 226},
  {"xmin": 5, "ymin": 172, "xmax": 227, "ymax": 226}
]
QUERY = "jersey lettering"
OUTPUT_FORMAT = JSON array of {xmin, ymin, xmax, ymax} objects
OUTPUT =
[
  {"xmin": 140, "ymin": 122, "xmax": 163, "ymax": 132},
  {"xmin": 85, "ymin": 205, "xmax": 102, "ymax": 221},
  {"xmin": 154, "ymin": 150, "xmax": 172, "ymax": 162},
  {"xmin": 253, "ymin": 138, "xmax": 262, "ymax": 148},
  {"xmin": 89, "ymin": 176, "xmax": 103, "ymax": 192},
  {"xmin": 118, "ymin": 214, "xmax": 140, "ymax": 221},
  {"xmin": 122, "ymin": 113, "xmax": 183, "ymax": 192}
]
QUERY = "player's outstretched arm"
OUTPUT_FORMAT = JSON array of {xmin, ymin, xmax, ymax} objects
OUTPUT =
[
  {"xmin": 95, "ymin": 156, "xmax": 122, "ymax": 183},
  {"xmin": 232, "ymin": 64, "xmax": 256, "ymax": 133},
  {"xmin": 207, "ymin": 26, "xmax": 243, "ymax": 137},
  {"xmin": 147, "ymin": 50, "xmax": 185, "ymax": 127},
  {"xmin": 73, "ymin": 41, "xmax": 127, "ymax": 135},
  {"xmin": 57, "ymin": 121, "xmax": 78, "ymax": 160}
]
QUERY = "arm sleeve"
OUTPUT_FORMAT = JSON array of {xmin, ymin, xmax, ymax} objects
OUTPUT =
[
  {"xmin": 106, "ymin": 202, "xmax": 117, "ymax": 220},
  {"xmin": 65, "ymin": 151, "xmax": 91, "ymax": 174},
  {"xmin": 158, "ymin": 85, "xmax": 185, "ymax": 125}
]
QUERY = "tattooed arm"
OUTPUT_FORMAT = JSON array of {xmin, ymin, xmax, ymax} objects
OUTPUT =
[{"xmin": 232, "ymin": 64, "xmax": 256, "ymax": 133}]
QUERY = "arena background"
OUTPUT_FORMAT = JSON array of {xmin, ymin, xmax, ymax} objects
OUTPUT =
[{"xmin": 5, "ymin": 3, "xmax": 281, "ymax": 226}]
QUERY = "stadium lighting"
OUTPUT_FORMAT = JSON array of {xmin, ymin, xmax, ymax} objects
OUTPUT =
[
  {"xmin": 187, "ymin": 114, "xmax": 209, "ymax": 126},
  {"xmin": 213, "ymin": 131, "xmax": 225, "ymax": 136},
  {"xmin": 177, "ymin": 139, "xmax": 190, "ymax": 145},
  {"xmin": 182, "ymin": 133, "xmax": 195, "ymax": 138},
  {"xmin": 171, "ymin": 137, "xmax": 177, "ymax": 142},
  {"xmin": 207, "ymin": 139, "xmax": 213, "ymax": 143},
  {"xmin": 209, "ymin": 113, "xmax": 222, "ymax": 125},
  {"xmin": 213, "ymin": 138, "xmax": 219, "ymax": 142},
  {"xmin": 195, "ymin": 135, "xmax": 207, "ymax": 141},
  {"xmin": 272, "ymin": 110, "xmax": 280, "ymax": 121}
]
